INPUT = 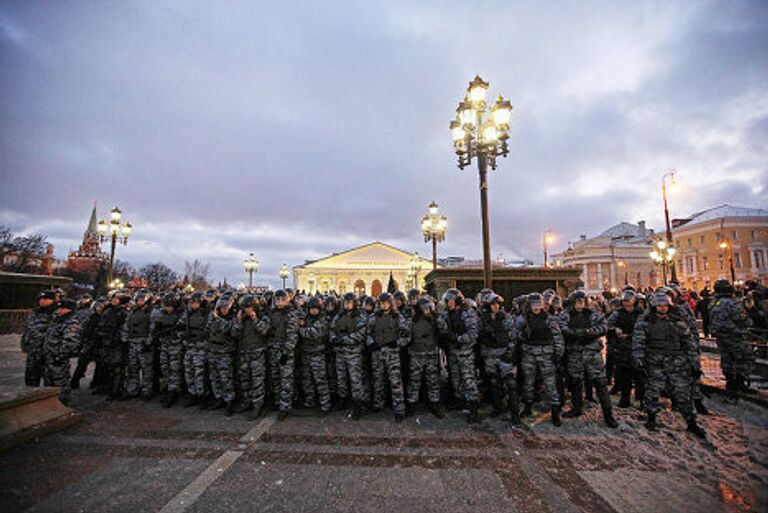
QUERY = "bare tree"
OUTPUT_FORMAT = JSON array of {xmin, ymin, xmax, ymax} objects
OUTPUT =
[
  {"xmin": 3, "ymin": 232, "xmax": 49, "ymax": 273},
  {"xmin": 140, "ymin": 262, "xmax": 179, "ymax": 290},
  {"xmin": 184, "ymin": 259, "xmax": 211, "ymax": 290}
]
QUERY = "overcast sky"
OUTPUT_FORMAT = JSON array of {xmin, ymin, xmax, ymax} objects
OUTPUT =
[{"xmin": 1, "ymin": 1, "xmax": 767, "ymax": 288}]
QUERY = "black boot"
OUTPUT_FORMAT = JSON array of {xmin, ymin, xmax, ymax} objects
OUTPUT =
[
  {"xmin": 597, "ymin": 384, "xmax": 619, "ymax": 428},
  {"xmin": 185, "ymin": 395, "xmax": 200, "ymax": 407},
  {"xmin": 211, "ymin": 399, "xmax": 225, "ymax": 410},
  {"xmin": 248, "ymin": 407, "xmax": 263, "ymax": 421},
  {"xmin": 489, "ymin": 386, "xmax": 504, "ymax": 418},
  {"xmin": 686, "ymin": 418, "xmax": 706, "ymax": 439},
  {"xmin": 235, "ymin": 402, "xmax": 253, "ymax": 414},
  {"xmin": 163, "ymin": 391, "xmax": 178, "ymax": 408},
  {"xmin": 428, "ymin": 401, "xmax": 445, "ymax": 419},
  {"xmin": 70, "ymin": 377, "xmax": 81, "ymax": 390},
  {"xmin": 520, "ymin": 402, "xmax": 533, "ymax": 418},
  {"xmin": 198, "ymin": 395, "xmax": 210, "ymax": 410},
  {"xmin": 507, "ymin": 389, "xmax": 521, "ymax": 425},
  {"xmin": 394, "ymin": 412, "xmax": 405, "ymax": 423},
  {"xmin": 737, "ymin": 376, "xmax": 758, "ymax": 395},
  {"xmin": 551, "ymin": 405, "xmax": 562, "ymax": 426},
  {"xmin": 277, "ymin": 409, "xmax": 288, "ymax": 421},
  {"xmin": 466, "ymin": 401, "xmax": 480, "ymax": 424},
  {"xmin": 405, "ymin": 402, "xmax": 415, "ymax": 417},
  {"xmin": 563, "ymin": 380, "xmax": 583, "ymax": 418},
  {"xmin": 351, "ymin": 401, "xmax": 362, "ymax": 421},
  {"xmin": 645, "ymin": 412, "xmax": 657, "ymax": 431},
  {"xmin": 694, "ymin": 399, "xmax": 709, "ymax": 415},
  {"xmin": 226, "ymin": 401, "xmax": 236, "ymax": 416}
]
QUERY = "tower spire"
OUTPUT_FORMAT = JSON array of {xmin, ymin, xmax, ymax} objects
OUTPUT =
[{"xmin": 86, "ymin": 202, "xmax": 98, "ymax": 234}]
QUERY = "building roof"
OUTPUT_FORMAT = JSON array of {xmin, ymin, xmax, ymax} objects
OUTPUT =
[
  {"xmin": 571, "ymin": 221, "xmax": 654, "ymax": 250},
  {"xmin": 294, "ymin": 241, "xmax": 432, "ymax": 270},
  {"xmin": 598, "ymin": 222, "xmax": 647, "ymax": 238},
  {"xmin": 674, "ymin": 204, "xmax": 768, "ymax": 229},
  {"xmin": 86, "ymin": 204, "xmax": 98, "ymax": 234}
]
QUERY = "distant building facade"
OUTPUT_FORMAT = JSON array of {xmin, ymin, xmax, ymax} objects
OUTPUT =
[
  {"xmin": 551, "ymin": 221, "xmax": 659, "ymax": 293},
  {"xmin": 292, "ymin": 242, "xmax": 434, "ymax": 295},
  {"xmin": 66, "ymin": 205, "xmax": 107, "ymax": 278},
  {"xmin": 672, "ymin": 204, "xmax": 768, "ymax": 290}
]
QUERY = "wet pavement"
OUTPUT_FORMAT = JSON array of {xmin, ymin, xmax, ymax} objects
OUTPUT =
[{"xmin": 1, "ymin": 334, "xmax": 767, "ymax": 513}]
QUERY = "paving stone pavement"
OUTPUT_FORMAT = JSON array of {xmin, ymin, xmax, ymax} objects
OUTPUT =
[{"xmin": 1, "ymin": 334, "xmax": 766, "ymax": 513}]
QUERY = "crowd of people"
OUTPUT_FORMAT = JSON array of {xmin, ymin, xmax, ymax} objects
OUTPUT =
[{"xmin": 20, "ymin": 278, "xmax": 766, "ymax": 440}]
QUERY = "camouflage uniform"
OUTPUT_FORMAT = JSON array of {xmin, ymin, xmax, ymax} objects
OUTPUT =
[
  {"xmin": 21, "ymin": 306, "xmax": 55, "ymax": 386},
  {"xmin": 367, "ymin": 310, "xmax": 410, "ymax": 415},
  {"xmin": 234, "ymin": 312, "xmax": 270, "ymax": 410},
  {"xmin": 179, "ymin": 307, "xmax": 209, "ymax": 398},
  {"xmin": 98, "ymin": 305, "xmax": 127, "ymax": 398},
  {"xmin": 71, "ymin": 306, "xmax": 102, "ymax": 389},
  {"xmin": 269, "ymin": 304, "xmax": 301, "ymax": 412},
  {"xmin": 437, "ymin": 305, "xmax": 479, "ymax": 403},
  {"xmin": 298, "ymin": 311, "xmax": 332, "ymax": 412},
  {"xmin": 407, "ymin": 313, "xmax": 441, "ymax": 404},
  {"xmin": 152, "ymin": 308, "xmax": 184, "ymax": 393},
  {"xmin": 43, "ymin": 310, "xmax": 83, "ymax": 404},
  {"xmin": 632, "ymin": 310, "xmax": 699, "ymax": 419},
  {"xmin": 330, "ymin": 308, "xmax": 368, "ymax": 403},
  {"xmin": 560, "ymin": 308, "xmax": 608, "ymax": 413},
  {"xmin": 517, "ymin": 311, "xmax": 564, "ymax": 406},
  {"xmin": 478, "ymin": 308, "xmax": 519, "ymax": 414},
  {"xmin": 207, "ymin": 312, "xmax": 237, "ymax": 403},
  {"xmin": 122, "ymin": 304, "xmax": 153, "ymax": 397},
  {"xmin": 710, "ymin": 294, "xmax": 754, "ymax": 388}
]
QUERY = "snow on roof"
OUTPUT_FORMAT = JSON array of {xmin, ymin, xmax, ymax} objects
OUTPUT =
[
  {"xmin": 598, "ymin": 222, "xmax": 645, "ymax": 238},
  {"xmin": 677, "ymin": 204, "xmax": 768, "ymax": 228}
]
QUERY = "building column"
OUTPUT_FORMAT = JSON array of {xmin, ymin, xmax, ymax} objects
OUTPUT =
[
  {"xmin": 582, "ymin": 264, "xmax": 589, "ymax": 289},
  {"xmin": 596, "ymin": 262, "xmax": 604, "ymax": 291},
  {"xmin": 609, "ymin": 261, "xmax": 617, "ymax": 291}
]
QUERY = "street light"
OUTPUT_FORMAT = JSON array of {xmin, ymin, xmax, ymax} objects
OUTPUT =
[
  {"xmin": 661, "ymin": 171, "xmax": 679, "ymax": 282},
  {"xmin": 543, "ymin": 229, "xmax": 555, "ymax": 268},
  {"xmin": 451, "ymin": 75, "xmax": 512, "ymax": 288},
  {"xmin": 97, "ymin": 206, "xmax": 131, "ymax": 286},
  {"xmin": 719, "ymin": 240, "xmax": 736, "ymax": 282},
  {"xmin": 279, "ymin": 263, "xmax": 290, "ymax": 289},
  {"xmin": 421, "ymin": 201, "xmax": 447, "ymax": 269},
  {"xmin": 649, "ymin": 239, "xmax": 676, "ymax": 284},
  {"xmin": 243, "ymin": 253, "xmax": 259, "ymax": 288},
  {"xmin": 409, "ymin": 253, "xmax": 424, "ymax": 290},
  {"xmin": 617, "ymin": 261, "xmax": 628, "ymax": 286},
  {"xmin": 108, "ymin": 278, "xmax": 124, "ymax": 290}
]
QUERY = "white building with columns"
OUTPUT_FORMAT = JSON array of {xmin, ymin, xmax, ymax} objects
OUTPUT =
[{"xmin": 551, "ymin": 221, "xmax": 660, "ymax": 293}]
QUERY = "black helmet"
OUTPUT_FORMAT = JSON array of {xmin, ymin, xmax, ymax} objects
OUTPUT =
[
  {"xmin": 57, "ymin": 298, "xmax": 77, "ymax": 311},
  {"xmin": 239, "ymin": 294, "xmax": 257, "ymax": 309},
  {"xmin": 542, "ymin": 289, "xmax": 556, "ymax": 304},
  {"xmin": 442, "ymin": 288, "xmax": 464, "ymax": 304},
  {"xmin": 714, "ymin": 279, "xmax": 734, "ymax": 295},
  {"xmin": 488, "ymin": 293, "xmax": 504, "ymax": 306},
  {"xmin": 342, "ymin": 292, "xmax": 357, "ymax": 303},
  {"xmin": 393, "ymin": 290, "xmax": 406, "ymax": 303},
  {"xmin": 39, "ymin": 289, "xmax": 57, "ymax": 301},
  {"xmin": 476, "ymin": 288, "xmax": 495, "ymax": 306},
  {"xmin": 190, "ymin": 291, "xmax": 205, "ymax": 303},
  {"xmin": 528, "ymin": 293, "xmax": 544, "ymax": 307},
  {"xmin": 274, "ymin": 289, "xmax": 289, "ymax": 300},
  {"xmin": 378, "ymin": 292, "xmax": 393, "ymax": 303},
  {"xmin": 307, "ymin": 296, "xmax": 323, "ymax": 310},
  {"xmin": 416, "ymin": 296, "xmax": 435, "ymax": 312},
  {"xmin": 407, "ymin": 288, "xmax": 420, "ymax": 300},
  {"xmin": 569, "ymin": 290, "xmax": 587, "ymax": 302},
  {"xmin": 163, "ymin": 294, "xmax": 180, "ymax": 308},
  {"xmin": 620, "ymin": 290, "xmax": 637, "ymax": 303},
  {"xmin": 215, "ymin": 298, "xmax": 232, "ymax": 312},
  {"xmin": 362, "ymin": 295, "xmax": 376, "ymax": 308},
  {"xmin": 650, "ymin": 290, "xmax": 673, "ymax": 307}
]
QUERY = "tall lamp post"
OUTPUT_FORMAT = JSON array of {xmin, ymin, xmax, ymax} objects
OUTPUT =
[
  {"xmin": 650, "ymin": 239, "xmax": 676, "ymax": 285},
  {"xmin": 97, "ymin": 207, "xmax": 131, "ymax": 285},
  {"xmin": 421, "ymin": 201, "xmax": 447, "ymax": 269},
  {"xmin": 661, "ymin": 171, "xmax": 679, "ymax": 282},
  {"xmin": 450, "ymin": 75, "xmax": 512, "ymax": 288},
  {"xmin": 409, "ymin": 253, "xmax": 424, "ymax": 290},
  {"xmin": 719, "ymin": 240, "xmax": 736, "ymax": 282},
  {"xmin": 543, "ymin": 229, "xmax": 555, "ymax": 268},
  {"xmin": 243, "ymin": 253, "xmax": 259, "ymax": 288},
  {"xmin": 279, "ymin": 263, "xmax": 290, "ymax": 289}
]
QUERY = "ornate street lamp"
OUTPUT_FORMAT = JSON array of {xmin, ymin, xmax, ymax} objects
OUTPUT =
[
  {"xmin": 543, "ymin": 229, "xmax": 555, "ymax": 269},
  {"xmin": 661, "ymin": 171, "xmax": 679, "ymax": 282},
  {"xmin": 279, "ymin": 263, "xmax": 290, "ymax": 289},
  {"xmin": 451, "ymin": 75, "xmax": 512, "ymax": 288},
  {"xmin": 421, "ymin": 201, "xmax": 447, "ymax": 270},
  {"xmin": 649, "ymin": 239, "xmax": 676, "ymax": 285},
  {"xmin": 243, "ymin": 253, "xmax": 259, "ymax": 288},
  {"xmin": 719, "ymin": 239, "xmax": 736, "ymax": 282},
  {"xmin": 108, "ymin": 278, "xmax": 124, "ymax": 290},
  {"xmin": 97, "ymin": 206, "xmax": 131, "ymax": 285}
]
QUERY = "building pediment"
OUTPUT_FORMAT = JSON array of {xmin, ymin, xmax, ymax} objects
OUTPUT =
[{"xmin": 296, "ymin": 242, "xmax": 432, "ymax": 270}]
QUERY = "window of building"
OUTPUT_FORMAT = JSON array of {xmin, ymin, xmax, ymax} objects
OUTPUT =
[
  {"xmin": 687, "ymin": 238, "xmax": 692, "ymax": 248},
  {"xmin": 719, "ymin": 258, "xmax": 724, "ymax": 270},
  {"xmin": 702, "ymin": 256, "xmax": 709, "ymax": 270},
  {"xmin": 716, "ymin": 232, "xmax": 722, "ymax": 241},
  {"xmin": 755, "ymin": 251, "xmax": 765, "ymax": 269},
  {"xmin": 750, "ymin": 230, "xmax": 756, "ymax": 240},
  {"xmin": 685, "ymin": 256, "xmax": 694, "ymax": 274},
  {"xmin": 732, "ymin": 230, "xmax": 738, "ymax": 240},
  {"xmin": 700, "ymin": 235, "xmax": 705, "ymax": 245},
  {"xmin": 675, "ymin": 240, "xmax": 680, "ymax": 248},
  {"xmin": 734, "ymin": 253, "xmax": 742, "ymax": 268}
]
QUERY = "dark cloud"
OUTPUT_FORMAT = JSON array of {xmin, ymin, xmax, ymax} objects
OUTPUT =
[{"xmin": 1, "ymin": 1, "xmax": 767, "ymax": 287}]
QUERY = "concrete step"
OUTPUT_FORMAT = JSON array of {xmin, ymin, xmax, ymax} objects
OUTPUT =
[{"xmin": 0, "ymin": 387, "xmax": 81, "ymax": 452}]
